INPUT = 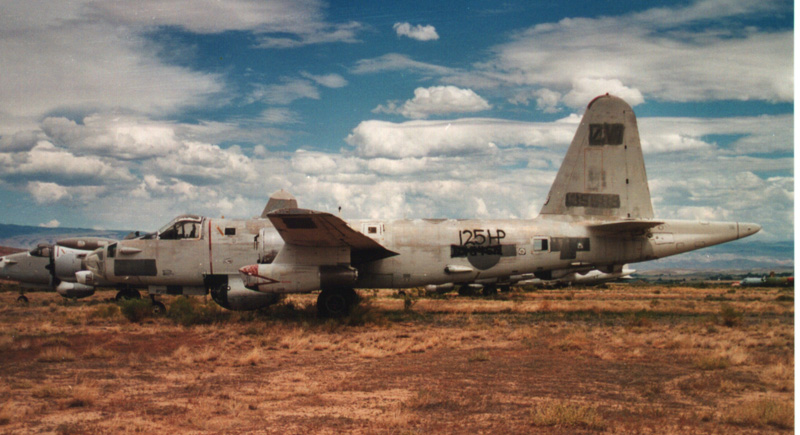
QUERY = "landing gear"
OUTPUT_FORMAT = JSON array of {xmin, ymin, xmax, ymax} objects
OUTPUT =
[
  {"xmin": 115, "ymin": 288, "xmax": 141, "ymax": 301},
  {"xmin": 458, "ymin": 285, "xmax": 476, "ymax": 296},
  {"xmin": 16, "ymin": 294, "xmax": 29, "ymax": 305},
  {"xmin": 150, "ymin": 295, "xmax": 166, "ymax": 315},
  {"xmin": 317, "ymin": 287, "xmax": 359, "ymax": 318},
  {"xmin": 482, "ymin": 285, "xmax": 498, "ymax": 296}
]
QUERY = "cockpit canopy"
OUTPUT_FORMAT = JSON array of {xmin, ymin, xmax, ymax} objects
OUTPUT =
[
  {"xmin": 29, "ymin": 243, "xmax": 51, "ymax": 258},
  {"xmin": 157, "ymin": 215, "xmax": 203, "ymax": 240}
]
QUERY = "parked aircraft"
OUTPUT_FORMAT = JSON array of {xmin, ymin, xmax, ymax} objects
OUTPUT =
[
  {"xmin": 737, "ymin": 272, "xmax": 793, "ymax": 287},
  {"xmin": 519, "ymin": 264, "xmax": 635, "ymax": 289},
  {"xmin": 238, "ymin": 94, "xmax": 760, "ymax": 316},
  {"xmin": 425, "ymin": 264, "xmax": 634, "ymax": 295},
  {"xmin": 79, "ymin": 191, "xmax": 297, "ymax": 311},
  {"xmin": 86, "ymin": 94, "xmax": 761, "ymax": 317},
  {"xmin": 1, "ymin": 237, "xmax": 117, "ymax": 304}
]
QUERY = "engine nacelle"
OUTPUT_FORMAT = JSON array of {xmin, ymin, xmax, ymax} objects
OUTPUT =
[
  {"xmin": 54, "ymin": 246, "xmax": 88, "ymax": 281},
  {"xmin": 55, "ymin": 281, "xmax": 95, "ymax": 299},
  {"xmin": 209, "ymin": 276, "xmax": 282, "ymax": 311},
  {"xmin": 75, "ymin": 270, "xmax": 96, "ymax": 285},
  {"xmin": 239, "ymin": 264, "xmax": 357, "ymax": 294},
  {"xmin": 425, "ymin": 283, "xmax": 454, "ymax": 294},
  {"xmin": 56, "ymin": 237, "xmax": 115, "ymax": 251}
]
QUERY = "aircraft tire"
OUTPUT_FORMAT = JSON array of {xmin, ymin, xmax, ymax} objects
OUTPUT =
[
  {"xmin": 16, "ymin": 295, "xmax": 29, "ymax": 305},
  {"xmin": 457, "ymin": 286, "xmax": 473, "ymax": 296},
  {"xmin": 317, "ymin": 287, "xmax": 356, "ymax": 318},
  {"xmin": 151, "ymin": 301, "xmax": 166, "ymax": 315},
  {"xmin": 482, "ymin": 285, "xmax": 498, "ymax": 296},
  {"xmin": 115, "ymin": 288, "xmax": 141, "ymax": 301}
]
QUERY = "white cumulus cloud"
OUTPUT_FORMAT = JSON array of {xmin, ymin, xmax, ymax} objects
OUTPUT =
[
  {"xmin": 393, "ymin": 22, "xmax": 440, "ymax": 41},
  {"xmin": 373, "ymin": 86, "xmax": 491, "ymax": 119},
  {"xmin": 38, "ymin": 219, "xmax": 61, "ymax": 228},
  {"xmin": 346, "ymin": 117, "xmax": 576, "ymax": 158}
]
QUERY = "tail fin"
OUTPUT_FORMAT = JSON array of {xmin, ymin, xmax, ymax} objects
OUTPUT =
[
  {"xmin": 261, "ymin": 189, "xmax": 298, "ymax": 217},
  {"xmin": 539, "ymin": 94, "xmax": 654, "ymax": 220}
]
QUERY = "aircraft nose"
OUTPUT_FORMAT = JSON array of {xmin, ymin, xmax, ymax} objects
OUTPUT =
[{"xmin": 738, "ymin": 222, "xmax": 762, "ymax": 239}]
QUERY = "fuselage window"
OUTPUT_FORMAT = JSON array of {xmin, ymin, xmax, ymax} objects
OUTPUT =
[
  {"xmin": 368, "ymin": 226, "xmax": 378, "ymax": 234},
  {"xmin": 225, "ymin": 228, "xmax": 236, "ymax": 236},
  {"xmin": 107, "ymin": 244, "xmax": 116, "ymax": 258},
  {"xmin": 533, "ymin": 237, "xmax": 549, "ymax": 252},
  {"xmin": 160, "ymin": 221, "xmax": 200, "ymax": 240}
]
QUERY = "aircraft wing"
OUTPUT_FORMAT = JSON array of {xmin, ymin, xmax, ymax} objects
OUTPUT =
[
  {"xmin": 267, "ymin": 208, "xmax": 398, "ymax": 263},
  {"xmin": 587, "ymin": 220, "xmax": 664, "ymax": 235}
]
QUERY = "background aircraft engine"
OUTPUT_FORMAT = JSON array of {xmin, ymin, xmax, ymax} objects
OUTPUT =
[
  {"xmin": 209, "ymin": 276, "xmax": 282, "ymax": 311},
  {"xmin": 53, "ymin": 246, "xmax": 87, "ymax": 281},
  {"xmin": 240, "ymin": 264, "xmax": 357, "ymax": 294},
  {"xmin": 55, "ymin": 281, "xmax": 95, "ymax": 299},
  {"xmin": 75, "ymin": 270, "xmax": 96, "ymax": 286}
]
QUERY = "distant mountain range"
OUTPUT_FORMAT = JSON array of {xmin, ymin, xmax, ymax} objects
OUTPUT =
[
  {"xmin": 0, "ymin": 222, "xmax": 793, "ymax": 271},
  {"xmin": 632, "ymin": 239, "xmax": 793, "ymax": 271},
  {"xmin": 0, "ymin": 223, "xmax": 132, "ymax": 250}
]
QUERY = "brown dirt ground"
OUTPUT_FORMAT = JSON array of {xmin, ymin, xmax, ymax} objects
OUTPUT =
[{"xmin": 0, "ymin": 283, "xmax": 793, "ymax": 434}]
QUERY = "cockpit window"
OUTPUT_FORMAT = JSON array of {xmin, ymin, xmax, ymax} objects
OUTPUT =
[
  {"xmin": 29, "ymin": 245, "xmax": 51, "ymax": 258},
  {"xmin": 158, "ymin": 217, "xmax": 202, "ymax": 240},
  {"xmin": 107, "ymin": 243, "xmax": 117, "ymax": 258}
]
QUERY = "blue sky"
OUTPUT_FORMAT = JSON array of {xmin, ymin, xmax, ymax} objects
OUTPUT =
[{"xmin": 0, "ymin": 0, "xmax": 793, "ymax": 266}]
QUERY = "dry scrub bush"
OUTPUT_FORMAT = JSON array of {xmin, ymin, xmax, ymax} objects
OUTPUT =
[
  {"xmin": 529, "ymin": 400, "xmax": 606, "ymax": 430},
  {"xmin": 723, "ymin": 396, "xmax": 793, "ymax": 429},
  {"xmin": 170, "ymin": 345, "xmax": 222, "ymax": 365},
  {"xmin": 237, "ymin": 347, "xmax": 265, "ymax": 366},
  {"xmin": 346, "ymin": 332, "xmax": 444, "ymax": 358},
  {"xmin": 66, "ymin": 384, "xmax": 99, "ymax": 408},
  {"xmin": 119, "ymin": 298, "xmax": 155, "ymax": 322},
  {"xmin": 468, "ymin": 351, "xmax": 490, "ymax": 362},
  {"xmin": 0, "ymin": 335, "xmax": 13, "ymax": 352},
  {"xmin": 694, "ymin": 355, "xmax": 730, "ymax": 371},
  {"xmin": 83, "ymin": 346, "xmax": 115, "ymax": 360},
  {"xmin": 36, "ymin": 346, "xmax": 76, "ymax": 362},
  {"xmin": 718, "ymin": 304, "xmax": 743, "ymax": 327},
  {"xmin": 0, "ymin": 401, "xmax": 33, "ymax": 426},
  {"xmin": 406, "ymin": 388, "xmax": 464, "ymax": 411},
  {"xmin": 167, "ymin": 297, "xmax": 230, "ymax": 326},
  {"xmin": 760, "ymin": 363, "xmax": 794, "ymax": 392},
  {"xmin": 31, "ymin": 384, "xmax": 71, "ymax": 399},
  {"xmin": 89, "ymin": 304, "xmax": 120, "ymax": 320}
]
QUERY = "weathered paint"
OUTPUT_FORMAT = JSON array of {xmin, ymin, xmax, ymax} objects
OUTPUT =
[{"xmin": 86, "ymin": 95, "xmax": 761, "ymax": 309}]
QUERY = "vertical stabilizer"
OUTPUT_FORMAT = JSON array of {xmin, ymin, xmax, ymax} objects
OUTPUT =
[
  {"xmin": 261, "ymin": 190, "xmax": 298, "ymax": 217},
  {"xmin": 539, "ymin": 94, "xmax": 654, "ymax": 220}
]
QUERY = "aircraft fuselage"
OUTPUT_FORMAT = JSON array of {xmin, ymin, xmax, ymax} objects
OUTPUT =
[{"xmin": 87, "ymin": 214, "xmax": 758, "ymax": 295}]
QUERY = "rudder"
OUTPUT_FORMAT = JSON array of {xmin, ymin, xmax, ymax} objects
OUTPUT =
[{"xmin": 539, "ymin": 94, "xmax": 654, "ymax": 220}]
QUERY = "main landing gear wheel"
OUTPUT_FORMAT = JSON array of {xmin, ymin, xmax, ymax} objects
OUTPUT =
[
  {"xmin": 317, "ymin": 287, "xmax": 359, "ymax": 318},
  {"xmin": 482, "ymin": 285, "xmax": 498, "ymax": 297},
  {"xmin": 150, "ymin": 297, "xmax": 166, "ymax": 315},
  {"xmin": 16, "ymin": 295, "xmax": 29, "ymax": 305},
  {"xmin": 458, "ymin": 285, "xmax": 474, "ymax": 296},
  {"xmin": 115, "ymin": 288, "xmax": 141, "ymax": 301}
]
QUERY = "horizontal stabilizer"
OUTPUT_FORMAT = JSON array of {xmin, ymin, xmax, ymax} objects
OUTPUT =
[
  {"xmin": 268, "ymin": 208, "xmax": 398, "ymax": 263},
  {"xmin": 588, "ymin": 220, "xmax": 664, "ymax": 235}
]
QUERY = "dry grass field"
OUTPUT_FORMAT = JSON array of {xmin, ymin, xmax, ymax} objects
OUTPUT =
[{"xmin": 0, "ymin": 282, "xmax": 793, "ymax": 434}]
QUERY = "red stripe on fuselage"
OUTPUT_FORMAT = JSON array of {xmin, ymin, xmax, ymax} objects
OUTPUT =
[{"xmin": 208, "ymin": 219, "xmax": 213, "ymax": 275}]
